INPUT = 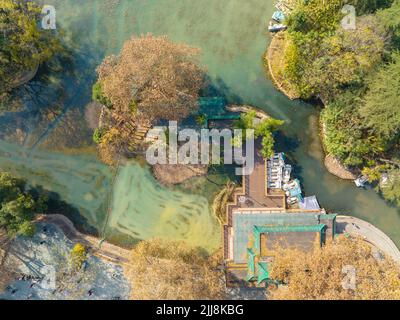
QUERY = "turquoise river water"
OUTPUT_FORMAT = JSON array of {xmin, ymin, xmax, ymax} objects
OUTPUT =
[{"xmin": 0, "ymin": 0, "xmax": 399, "ymax": 251}]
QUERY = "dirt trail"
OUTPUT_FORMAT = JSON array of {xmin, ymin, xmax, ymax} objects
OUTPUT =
[{"xmin": 36, "ymin": 215, "xmax": 131, "ymax": 265}]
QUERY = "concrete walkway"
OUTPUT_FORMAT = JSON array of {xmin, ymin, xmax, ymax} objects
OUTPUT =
[{"xmin": 336, "ymin": 215, "xmax": 400, "ymax": 263}]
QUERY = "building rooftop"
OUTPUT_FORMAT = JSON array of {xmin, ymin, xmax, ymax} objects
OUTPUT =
[{"xmin": 232, "ymin": 211, "xmax": 336, "ymax": 263}]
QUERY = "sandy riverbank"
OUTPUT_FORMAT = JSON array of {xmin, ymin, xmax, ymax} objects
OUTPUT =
[{"xmin": 265, "ymin": 32, "xmax": 300, "ymax": 100}]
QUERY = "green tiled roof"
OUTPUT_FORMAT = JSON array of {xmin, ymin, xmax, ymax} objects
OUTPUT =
[
  {"xmin": 247, "ymin": 248, "xmax": 256, "ymax": 281},
  {"xmin": 253, "ymin": 224, "xmax": 326, "ymax": 252},
  {"xmin": 257, "ymin": 262, "xmax": 269, "ymax": 285},
  {"xmin": 320, "ymin": 214, "xmax": 337, "ymax": 220},
  {"xmin": 254, "ymin": 224, "xmax": 326, "ymax": 235},
  {"xmin": 232, "ymin": 212, "xmax": 336, "ymax": 263}
]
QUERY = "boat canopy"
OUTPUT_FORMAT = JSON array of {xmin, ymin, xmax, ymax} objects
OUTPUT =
[
  {"xmin": 289, "ymin": 179, "xmax": 302, "ymax": 198},
  {"xmin": 272, "ymin": 10, "xmax": 285, "ymax": 22},
  {"xmin": 299, "ymin": 196, "xmax": 321, "ymax": 211}
]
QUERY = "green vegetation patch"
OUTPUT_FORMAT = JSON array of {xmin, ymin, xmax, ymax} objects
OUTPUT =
[
  {"xmin": 272, "ymin": 0, "xmax": 400, "ymax": 206},
  {"xmin": 0, "ymin": 172, "xmax": 48, "ymax": 237}
]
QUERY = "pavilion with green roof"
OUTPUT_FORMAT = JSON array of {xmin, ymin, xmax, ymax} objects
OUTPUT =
[{"xmin": 225, "ymin": 211, "xmax": 337, "ymax": 287}]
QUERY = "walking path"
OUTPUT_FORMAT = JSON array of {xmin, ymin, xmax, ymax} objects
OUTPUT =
[
  {"xmin": 36, "ymin": 214, "xmax": 130, "ymax": 265},
  {"xmin": 336, "ymin": 215, "xmax": 400, "ymax": 263}
]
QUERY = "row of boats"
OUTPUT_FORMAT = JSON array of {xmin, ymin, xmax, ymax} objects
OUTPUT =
[
  {"xmin": 267, "ymin": 153, "xmax": 305, "ymax": 206},
  {"xmin": 267, "ymin": 153, "xmax": 291, "ymax": 190}
]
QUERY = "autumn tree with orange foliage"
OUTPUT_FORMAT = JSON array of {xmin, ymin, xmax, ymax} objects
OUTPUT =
[
  {"xmin": 96, "ymin": 34, "xmax": 204, "ymax": 122},
  {"xmin": 93, "ymin": 34, "xmax": 204, "ymax": 165},
  {"xmin": 97, "ymin": 127, "xmax": 125, "ymax": 166},
  {"xmin": 124, "ymin": 239, "xmax": 226, "ymax": 300},
  {"xmin": 268, "ymin": 236, "xmax": 400, "ymax": 300}
]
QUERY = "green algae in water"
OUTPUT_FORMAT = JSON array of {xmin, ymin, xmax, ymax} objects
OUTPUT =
[
  {"xmin": 0, "ymin": 140, "xmax": 111, "ymax": 228},
  {"xmin": 107, "ymin": 162, "xmax": 220, "ymax": 251},
  {"xmin": 1, "ymin": 0, "xmax": 400, "ymax": 251}
]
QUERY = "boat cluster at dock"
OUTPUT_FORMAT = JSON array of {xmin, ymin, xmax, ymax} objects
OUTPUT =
[
  {"xmin": 267, "ymin": 153, "xmax": 308, "ymax": 207},
  {"xmin": 267, "ymin": 153, "xmax": 291, "ymax": 190}
]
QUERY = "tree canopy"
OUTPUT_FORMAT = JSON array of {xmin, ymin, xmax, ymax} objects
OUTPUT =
[
  {"xmin": 283, "ymin": 7, "xmax": 388, "ymax": 100},
  {"xmin": 93, "ymin": 34, "xmax": 205, "ymax": 165},
  {"xmin": 268, "ymin": 236, "xmax": 400, "ymax": 300},
  {"xmin": 0, "ymin": 172, "xmax": 47, "ymax": 237},
  {"xmin": 234, "ymin": 110, "xmax": 284, "ymax": 159},
  {"xmin": 276, "ymin": 0, "xmax": 400, "ymax": 205},
  {"xmin": 96, "ymin": 34, "xmax": 204, "ymax": 122},
  {"xmin": 70, "ymin": 243, "xmax": 87, "ymax": 271},
  {"xmin": 381, "ymin": 169, "xmax": 400, "ymax": 206},
  {"xmin": 360, "ymin": 52, "xmax": 400, "ymax": 142},
  {"xmin": 0, "ymin": 0, "xmax": 60, "ymax": 104}
]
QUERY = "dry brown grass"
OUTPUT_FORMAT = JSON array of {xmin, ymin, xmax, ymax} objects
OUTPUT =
[
  {"xmin": 124, "ymin": 239, "xmax": 226, "ymax": 300},
  {"xmin": 212, "ymin": 181, "xmax": 236, "ymax": 225},
  {"xmin": 268, "ymin": 236, "xmax": 400, "ymax": 300}
]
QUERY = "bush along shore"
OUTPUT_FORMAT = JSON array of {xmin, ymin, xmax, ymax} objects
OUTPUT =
[{"xmin": 265, "ymin": 0, "xmax": 400, "ymax": 206}]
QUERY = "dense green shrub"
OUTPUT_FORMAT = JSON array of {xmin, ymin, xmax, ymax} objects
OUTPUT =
[
  {"xmin": 0, "ymin": 0, "xmax": 61, "ymax": 100},
  {"xmin": 0, "ymin": 172, "xmax": 47, "ymax": 237},
  {"xmin": 234, "ymin": 111, "xmax": 284, "ymax": 159},
  {"xmin": 93, "ymin": 128, "xmax": 108, "ymax": 145},
  {"xmin": 92, "ymin": 81, "xmax": 113, "ymax": 108}
]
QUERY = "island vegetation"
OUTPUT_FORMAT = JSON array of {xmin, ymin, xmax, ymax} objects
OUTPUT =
[
  {"xmin": 267, "ymin": 0, "xmax": 400, "ymax": 205},
  {"xmin": 0, "ymin": 171, "xmax": 49, "ymax": 292},
  {"xmin": 234, "ymin": 110, "xmax": 284, "ymax": 159},
  {"xmin": 92, "ymin": 34, "xmax": 205, "ymax": 165},
  {"xmin": 0, "ymin": 0, "xmax": 60, "ymax": 112}
]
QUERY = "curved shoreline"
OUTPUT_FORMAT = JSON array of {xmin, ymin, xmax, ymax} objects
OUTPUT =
[
  {"xmin": 11, "ymin": 64, "xmax": 39, "ymax": 89},
  {"xmin": 226, "ymin": 104, "xmax": 270, "ymax": 120},
  {"xmin": 265, "ymin": 32, "xmax": 299, "ymax": 100},
  {"xmin": 324, "ymin": 154, "xmax": 357, "ymax": 180},
  {"xmin": 264, "ymin": 36, "xmax": 400, "ymax": 260},
  {"xmin": 336, "ymin": 215, "xmax": 400, "ymax": 263}
]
